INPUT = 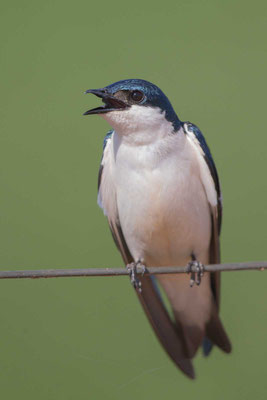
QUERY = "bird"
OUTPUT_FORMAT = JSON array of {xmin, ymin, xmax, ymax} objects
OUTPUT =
[{"xmin": 83, "ymin": 79, "xmax": 231, "ymax": 379}]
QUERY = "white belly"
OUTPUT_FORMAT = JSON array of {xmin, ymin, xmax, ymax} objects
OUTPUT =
[
  {"xmin": 116, "ymin": 166, "xmax": 211, "ymax": 266},
  {"xmin": 113, "ymin": 135, "xmax": 211, "ymax": 267}
]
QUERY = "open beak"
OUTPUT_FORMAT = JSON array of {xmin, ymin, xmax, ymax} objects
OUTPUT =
[{"xmin": 83, "ymin": 89, "xmax": 128, "ymax": 115}]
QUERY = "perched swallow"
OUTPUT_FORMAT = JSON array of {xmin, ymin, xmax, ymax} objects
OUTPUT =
[{"xmin": 84, "ymin": 79, "xmax": 231, "ymax": 379}]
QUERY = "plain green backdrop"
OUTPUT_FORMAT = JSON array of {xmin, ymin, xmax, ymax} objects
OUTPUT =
[{"xmin": 0, "ymin": 0, "xmax": 266, "ymax": 399}]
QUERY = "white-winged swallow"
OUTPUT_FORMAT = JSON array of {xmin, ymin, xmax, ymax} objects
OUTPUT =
[{"xmin": 84, "ymin": 79, "xmax": 231, "ymax": 379}]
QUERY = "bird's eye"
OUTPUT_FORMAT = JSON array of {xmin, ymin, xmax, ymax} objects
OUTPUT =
[{"xmin": 130, "ymin": 90, "xmax": 144, "ymax": 102}]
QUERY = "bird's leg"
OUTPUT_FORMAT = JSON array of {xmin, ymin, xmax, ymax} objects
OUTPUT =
[
  {"xmin": 126, "ymin": 259, "xmax": 146, "ymax": 293},
  {"xmin": 186, "ymin": 256, "xmax": 204, "ymax": 287}
]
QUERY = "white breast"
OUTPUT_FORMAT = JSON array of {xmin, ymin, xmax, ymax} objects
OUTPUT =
[{"xmin": 99, "ymin": 125, "xmax": 215, "ymax": 267}]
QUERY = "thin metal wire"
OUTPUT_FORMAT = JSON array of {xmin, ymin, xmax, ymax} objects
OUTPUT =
[{"xmin": 0, "ymin": 261, "xmax": 266, "ymax": 280}]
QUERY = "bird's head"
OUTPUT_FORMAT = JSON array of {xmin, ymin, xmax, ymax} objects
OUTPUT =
[{"xmin": 84, "ymin": 79, "xmax": 181, "ymax": 136}]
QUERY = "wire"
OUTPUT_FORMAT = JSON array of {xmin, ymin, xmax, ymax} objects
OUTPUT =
[{"xmin": 0, "ymin": 261, "xmax": 266, "ymax": 280}]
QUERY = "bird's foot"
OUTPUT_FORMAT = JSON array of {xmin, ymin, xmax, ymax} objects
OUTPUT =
[
  {"xmin": 186, "ymin": 260, "xmax": 204, "ymax": 287},
  {"xmin": 126, "ymin": 259, "xmax": 146, "ymax": 293}
]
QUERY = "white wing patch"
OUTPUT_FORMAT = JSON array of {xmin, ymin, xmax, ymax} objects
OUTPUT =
[
  {"xmin": 97, "ymin": 135, "xmax": 118, "ymax": 222},
  {"xmin": 183, "ymin": 123, "xmax": 217, "ymax": 208}
]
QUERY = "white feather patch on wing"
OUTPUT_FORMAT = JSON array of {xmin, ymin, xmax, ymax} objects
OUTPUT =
[
  {"xmin": 97, "ymin": 135, "xmax": 117, "ymax": 221},
  {"xmin": 183, "ymin": 123, "xmax": 217, "ymax": 208}
]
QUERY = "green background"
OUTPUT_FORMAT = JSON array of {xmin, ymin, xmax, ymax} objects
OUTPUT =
[{"xmin": 0, "ymin": 0, "xmax": 266, "ymax": 399}]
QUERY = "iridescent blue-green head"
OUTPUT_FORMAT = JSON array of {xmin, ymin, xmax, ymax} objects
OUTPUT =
[{"xmin": 84, "ymin": 79, "xmax": 181, "ymax": 132}]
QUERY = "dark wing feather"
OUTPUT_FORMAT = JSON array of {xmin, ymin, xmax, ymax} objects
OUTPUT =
[
  {"xmin": 98, "ymin": 131, "xmax": 195, "ymax": 379},
  {"xmin": 184, "ymin": 122, "xmax": 222, "ymax": 306},
  {"xmin": 185, "ymin": 123, "xmax": 222, "ymax": 233},
  {"xmin": 185, "ymin": 122, "xmax": 231, "ymax": 355}
]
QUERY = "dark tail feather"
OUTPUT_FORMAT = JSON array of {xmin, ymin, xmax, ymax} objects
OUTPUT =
[
  {"xmin": 205, "ymin": 304, "xmax": 232, "ymax": 354},
  {"xmin": 137, "ymin": 275, "xmax": 195, "ymax": 379}
]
